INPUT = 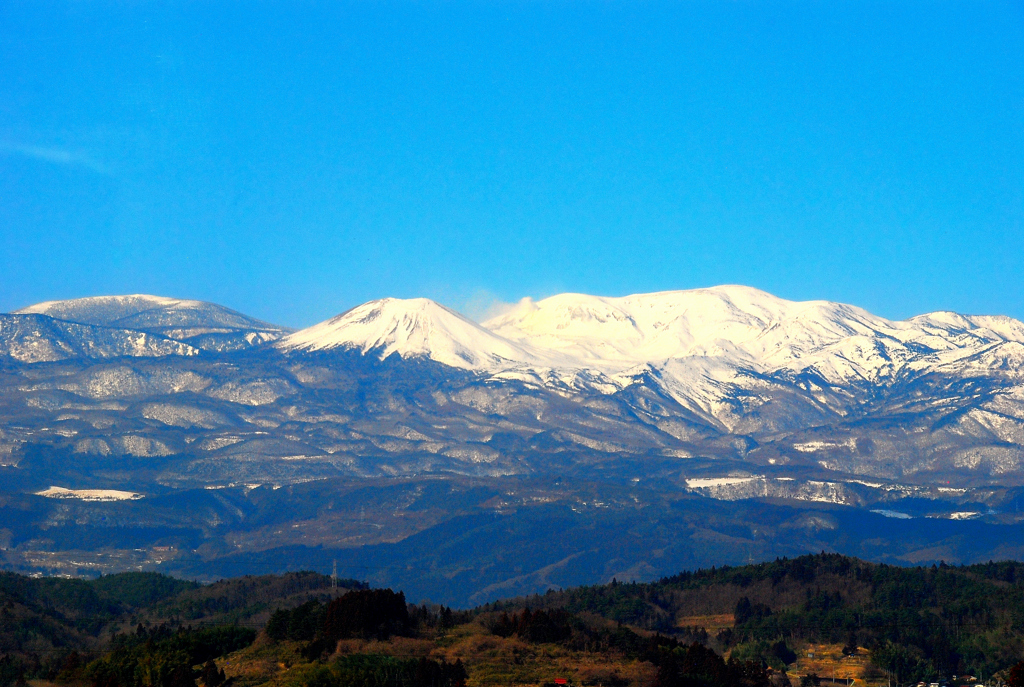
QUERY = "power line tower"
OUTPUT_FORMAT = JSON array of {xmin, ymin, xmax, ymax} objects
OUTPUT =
[{"xmin": 332, "ymin": 560, "xmax": 337, "ymax": 589}]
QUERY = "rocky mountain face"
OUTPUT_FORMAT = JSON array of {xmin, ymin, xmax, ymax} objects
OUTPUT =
[{"xmin": 3, "ymin": 287, "xmax": 1024, "ymax": 603}]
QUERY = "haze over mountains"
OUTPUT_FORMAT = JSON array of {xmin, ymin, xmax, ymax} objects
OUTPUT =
[{"xmin": 4, "ymin": 286, "xmax": 1024, "ymax": 603}]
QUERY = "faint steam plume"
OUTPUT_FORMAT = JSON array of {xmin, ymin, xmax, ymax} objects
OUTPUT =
[{"xmin": 461, "ymin": 291, "xmax": 526, "ymax": 323}]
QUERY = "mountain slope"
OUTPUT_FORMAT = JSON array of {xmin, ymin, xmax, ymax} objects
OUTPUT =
[
  {"xmin": 4, "ymin": 286, "xmax": 1024, "ymax": 489},
  {"xmin": 6, "ymin": 288, "xmax": 1024, "ymax": 599},
  {"xmin": 14, "ymin": 295, "xmax": 289, "ymax": 352},
  {"xmin": 0, "ymin": 314, "xmax": 199, "ymax": 363}
]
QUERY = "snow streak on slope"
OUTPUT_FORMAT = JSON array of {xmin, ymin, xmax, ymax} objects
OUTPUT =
[{"xmin": 279, "ymin": 298, "xmax": 559, "ymax": 370}]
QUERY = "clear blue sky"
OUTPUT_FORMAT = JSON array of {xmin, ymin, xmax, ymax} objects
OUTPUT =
[{"xmin": 1, "ymin": 1, "xmax": 1022, "ymax": 327}]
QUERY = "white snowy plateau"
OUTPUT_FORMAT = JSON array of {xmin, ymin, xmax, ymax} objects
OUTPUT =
[{"xmin": 278, "ymin": 285, "xmax": 1024, "ymax": 414}]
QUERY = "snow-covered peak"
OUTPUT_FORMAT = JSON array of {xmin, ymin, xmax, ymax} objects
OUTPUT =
[
  {"xmin": 279, "ymin": 287, "xmax": 1024, "ymax": 410},
  {"xmin": 484, "ymin": 286, "xmax": 1024, "ymax": 385},
  {"xmin": 909, "ymin": 311, "xmax": 1024, "ymax": 343},
  {"xmin": 17, "ymin": 295, "xmax": 187, "ymax": 325},
  {"xmin": 279, "ymin": 298, "xmax": 554, "ymax": 370},
  {"xmin": 15, "ymin": 295, "xmax": 283, "ymax": 333},
  {"xmin": 484, "ymin": 286, "xmax": 879, "ymax": 367}
]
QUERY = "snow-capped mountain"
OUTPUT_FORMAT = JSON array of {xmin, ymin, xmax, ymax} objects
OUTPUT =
[
  {"xmin": 13, "ymin": 295, "xmax": 289, "ymax": 352},
  {"xmin": 487, "ymin": 286, "xmax": 1024, "ymax": 380},
  {"xmin": 279, "ymin": 297, "xmax": 559, "ymax": 370},
  {"xmin": 16, "ymin": 294, "xmax": 274, "ymax": 329},
  {"xmin": 10, "ymin": 286, "xmax": 1024, "ymax": 593},
  {"xmin": 284, "ymin": 285, "xmax": 1024, "ymax": 402},
  {"xmin": 6, "ymin": 285, "xmax": 1024, "ymax": 487}
]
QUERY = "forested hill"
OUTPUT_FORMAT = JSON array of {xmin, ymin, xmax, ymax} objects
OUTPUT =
[
  {"xmin": 6, "ymin": 555, "xmax": 1024, "ymax": 687},
  {"xmin": 0, "ymin": 570, "xmax": 362, "ymax": 678},
  {"xmin": 490, "ymin": 553, "xmax": 1024, "ymax": 682}
]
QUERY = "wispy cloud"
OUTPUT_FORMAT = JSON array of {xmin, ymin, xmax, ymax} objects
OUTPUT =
[{"xmin": 0, "ymin": 141, "xmax": 109, "ymax": 174}]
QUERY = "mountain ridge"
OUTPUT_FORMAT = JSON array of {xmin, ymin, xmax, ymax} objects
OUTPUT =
[
  {"xmin": 278, "ymin": 297, "xmax": 560, "ymax": 370},
  {"xmin": 5, "ymin": 288, "xmax": 1024, "ymax": 599},
  {"xmin": 274, "ymin": 287, "xmax": 1024, "ymax": 425},
  {"xmin": 10, "ymin": 294, "xmax": 290, "ymax": 354},
  {"xmin": 5, "ymin": 286, "xmax": 1024, "ymax": 489},
  {"xmin": 278, "ymin": 286, "xmax": 1024, "ymax": 378}
]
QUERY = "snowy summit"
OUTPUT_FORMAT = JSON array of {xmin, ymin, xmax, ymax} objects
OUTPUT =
[
  {"xmin": 281, "ymin": 285, "xmax": 1024, "ymax": 392},
  {"xmin": 278, "ymin": 297, "xmax": 556, "ymax": 370}
]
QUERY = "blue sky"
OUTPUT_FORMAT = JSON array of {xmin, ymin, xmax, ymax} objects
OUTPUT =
[{"xmin": 1, "ymin": 1, "xmax": 1022, "ymax": 327}]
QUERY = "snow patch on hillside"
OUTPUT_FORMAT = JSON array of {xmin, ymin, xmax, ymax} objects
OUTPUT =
[
  {"xmin": 686, "ymin": 476, "xmax": 759, "ymax": 488},
  {"xmin": 36, "ymin": 486, "xmax": 144, "ymax": 501}
]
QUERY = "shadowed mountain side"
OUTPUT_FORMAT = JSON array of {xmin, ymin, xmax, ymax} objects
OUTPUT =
[{"xmin": 158, "ymin": 497, "xmax": 1024, "ymax": 608}]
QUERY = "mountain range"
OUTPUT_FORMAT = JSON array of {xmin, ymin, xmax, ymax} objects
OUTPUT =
[
  {"xmin": 3, "ymin": 286, "xmax": 1024, "ymax": 604},
  {"xmin": 282, "ymin": 286, "xmax": 1024, "ymax": 472}
]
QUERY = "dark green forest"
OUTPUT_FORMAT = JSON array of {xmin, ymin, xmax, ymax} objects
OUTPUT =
[
  {"xmin": 0, "ymin": 570, "xmax": 358, "ymax": 686},
  {"xmin": 4, "ymin": 555, "xmax": 1024, "ymax": 686},
  {"xmin": 493, "ymin": 554, "xmax": 1024, "ymax": 683}
]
